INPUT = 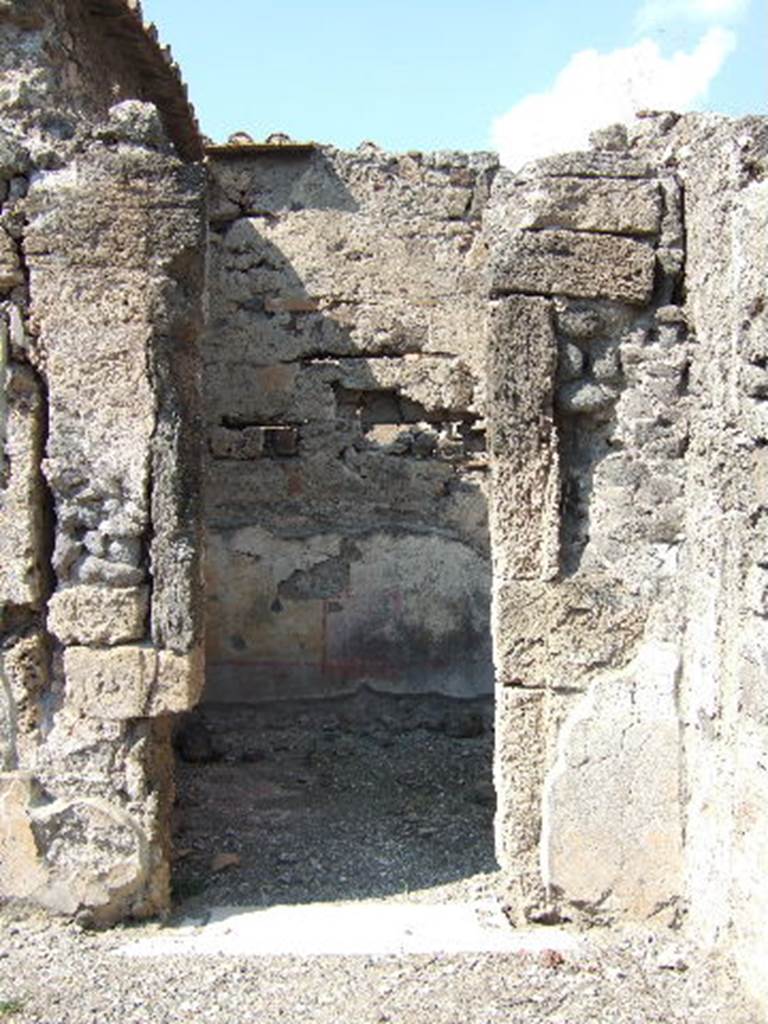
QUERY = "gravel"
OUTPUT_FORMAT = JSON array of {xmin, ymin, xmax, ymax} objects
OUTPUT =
[
  {"xmin": 0, "ymin": 693, "xmax": 761, "ymax": 1023},
  {"xmin": 171, "ymin": 691, "xmax": 499, "ymax": 910}
]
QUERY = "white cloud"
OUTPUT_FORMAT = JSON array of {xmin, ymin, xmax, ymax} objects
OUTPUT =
[
  {"xmin": 491, "ymin": 28, "xmax": 736, "ymax": 170},
  {"xmin": 635, "ymin": 0, "xmax": 748, "ymax": 32}
]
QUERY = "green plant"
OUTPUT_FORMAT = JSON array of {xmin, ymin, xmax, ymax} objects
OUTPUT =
[{"xmin": 0, "ymin": 1000, "xmax": 23, "ymax": 1017}]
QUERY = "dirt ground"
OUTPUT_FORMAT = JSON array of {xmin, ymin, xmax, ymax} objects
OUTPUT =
[{"xmin": 171, "ymin": 690, "xmax": 500, "ymax": 910}]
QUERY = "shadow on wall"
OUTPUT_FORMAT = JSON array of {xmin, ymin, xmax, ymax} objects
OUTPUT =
[{"xmin": 202, "ymin": 147, "xmax": 494, "ymax": 704}]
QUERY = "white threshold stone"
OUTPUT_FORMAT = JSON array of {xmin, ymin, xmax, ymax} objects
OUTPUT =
[{"xmin": 116, "ymin": 900, "xmax": 582, "ymax": 958}]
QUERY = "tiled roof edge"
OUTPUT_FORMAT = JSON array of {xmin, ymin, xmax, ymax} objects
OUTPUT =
[{"xmin": 83, "ymin": 0, "xmax": 204, "ymax": 161}]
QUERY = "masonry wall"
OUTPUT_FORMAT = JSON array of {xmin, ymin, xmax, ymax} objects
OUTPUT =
[
  {"xmin": 0, "ymin": 0, "xmax": 205, "ymax": 924},
  {"xmin": 485, "ymin": 124, "xmax": 687, "ymax": 921},
  {"xmin": 671, "ymin": 115, "xmax": 768, "ymax": 1008},
  {"xmin": 2, "ymin": 5, "xmax": 768, "ymax": 1013},
  {"xmin": 484, "ymin": 113, "xmax": 768, "ymax": 1011},
  {"xmin": 203, "ymin": 144, "xmax": 497, "ymax": 701}
]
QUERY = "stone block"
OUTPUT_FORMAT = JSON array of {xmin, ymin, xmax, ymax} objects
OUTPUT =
[
  {"xmin": 153, "ymin": 648, "xmax": 205, "ymax": 715},
  {"xmin": 557, "ymin": 380, "xmax": 618, "ymax": 416},
  {"xmin": 48, "ymin": 585, "xmax": 149, "ymax": 645},
  {"xmin": 63, "ymin": 644, "xmax": 203, "ymax": 720},
  {"xmin": 524, "ymin": 151, "xmax": 653, "ymax": 179},
  {"xmin": 0, "ymin": 670, "xmax": 14, "ymax": 770},
  {"xmin": 489, "ymin": 229, "xmax": 656, "ymax": 305},
  {"xmin": 0, "ymin": 127, "xmax": 29, "ymax": 179},
  {"xmin": 494, "ymin": 686, "xmax": 546, "ymax": 872},
  {"xmin": 0, "ymin": 362, "xmax": 45, "ymax": 609},
  {"xmin": 540, "ymin": 641, "xmax": 684, "ymax": 921},
  {"xmin": 493, "ymin": 578, "xmax": 646, "ymax": 690},
  {"xmin": 29, "ymin": 796, "xmax": 148, "ymax": 925},
  {"xmin": 487, "ymin": 297, "xmax": 559, "ymax": 582},
  {"xmin": 0, "ymin": 226, "xmax": 23, "ymax": 290},
  {"xmin": 208, "ymin": 425, "xmax": 265, "ymax": 460},
  {"xmin": 494, "ymin": 686, "xmax": 571, "ymax": 920},
  {"xmin": 0, "ymin": 632, "xmax": 47, "ymax": 768},
  {"xmin": 64, "ymin": 645, "xmax": 155, "ymax": 720},
  {"xmin": 336, "ymin": 356, "xmax": 476, "ymax": 416},
  {"xmin": 98, "ymin": 100, "xmax": 168, "ymax": 150},
  {"xmin": 501, "ymin": 177, "xmax": 661, "ymax": 237},
  {"xmin": 148, "ymin": 213, "xmax": 205, "ymax": 654},
  {"xmin": 0, "ymin": 772, "xmax": 46, "ymax": 898}
]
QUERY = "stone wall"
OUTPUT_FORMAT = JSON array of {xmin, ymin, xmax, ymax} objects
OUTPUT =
[
  {"xmin": 670, "ymin": 114, "xmax": 768, "ymax": 1008},
  {"xmin": 0, "ymin": 0, "xmax": 205, "ymax": 924},
  {"xmin": 203, "ymin": 144, "xmax": 497, "ymax": 701},
  {"xmin": 484, "ymin": 113, "xmax": 768, "ymax": 1010},
  {"xmin": 1, "ymin": 3, "xmax": 768, "ymax": 1014},
  {"xmin": 485, "ymin": 125, "xmax": 687, "ymax": 922}
]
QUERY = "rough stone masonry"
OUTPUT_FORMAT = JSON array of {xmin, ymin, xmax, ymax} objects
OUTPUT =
[{"xmin": 1, "ymin": 0, "xmax": 767, "ymax": 1015}]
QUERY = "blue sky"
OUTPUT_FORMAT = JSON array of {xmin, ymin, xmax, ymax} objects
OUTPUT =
[{"xmin": 140, "ymin": 0, "xmax": 765, "ymax": 165}]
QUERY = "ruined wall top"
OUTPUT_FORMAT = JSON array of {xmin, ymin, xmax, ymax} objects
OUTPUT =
[
  {"xmin": 0, "ymin": 0, "xmax": 202, "ymax": 161},
  {"xmin": 80, "ymin": 0, "xmax": 203, "ymax": 160}
]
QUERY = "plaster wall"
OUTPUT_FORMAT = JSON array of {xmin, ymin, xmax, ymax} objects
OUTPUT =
[{"xmin": 203, "ymin": 146, "xmax": 497, "ymax": 701}]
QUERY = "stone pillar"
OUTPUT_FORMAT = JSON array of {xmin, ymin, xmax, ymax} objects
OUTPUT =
[
  {"xmin": 0, "ymin": 96, "xmax": 206, "ymax": 924},
  {"xmin": 670, "ymin": 113, "xmax": 768, "ymax": 1011},
  {"xmin": 485, "ymin": 140, "xmax": 687, "ymax": 924}
]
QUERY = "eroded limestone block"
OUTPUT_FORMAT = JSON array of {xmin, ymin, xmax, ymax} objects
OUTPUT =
[
  {"xmin": 336, "ymin": 355, "xmax": 476, "ymax": 416},
  {"xmin": 500, "ymin": 177, "xmax": 662, "ymax": 237},
  {"xmin": 48, "ymin": 585, "xmax": 148, "ymax": 645},
  {"xmin": 153, "ymin": 648, "xmax": 204, "ymax": 715},
  {"xmin": 208, "ymin": 425, "xmax": 265, "ymax": 460},
  {"xmin": 0, "ymin": 361, "xmax": 45, "ymax": 609},
  {"xmin": 524, "ymin": 151, "xmax": 653, "ymax": 179},
  {"xmin": 96, "ymin": 100, "xmax": 168, "ymax": 150},
  {"xmin": 29, "ymin": 796, "xmax": 148, "ymax": 925},
  {"xmin": 540, "ymin": 641, "xmax": 684, "ymax": 922},
  {"xmin": 494, "ymin": 686, "xmax": 546, "ymax": 875},
  {"xmin": 0, "ymin": 631, "xmax": 47, "ymax": 768},
  {"xmin": 0, "ymin": 670, "xmax": 14, "ymax": 769},
  {"xmin": 64, "ymin": 646, "xmax": 153, "ymax": 720},
  {"xmin": 556, "ymin": 379, "xmax": 618, "ymax": 416},
  {"xmin": 0, "ymin": 127, "xmax": 29, "ymax": 179},
  {"xmin": 0, "ymin": 773, "xmax": 46, "ymax": 898},
  {"xmin": 487, "ymin": 297, "xmax": 559, "ymax": 582},
  {"xmin": 0, "ymin": 226, "xmax": 23, "ymax": 290},
  {"xmin": 63, "ymin": 644, "xmax": 203, "ymax": 719},
  {"xmin": 493, "ymin": 685, "xmax": 575, "ymax": 921},
  {"xmin": 493, "ymin": 579, "xmax": 646, "ymax": 690},
  {"xmin": 489, "ymin": 229, "xmax": 656, "ymax": 305}
]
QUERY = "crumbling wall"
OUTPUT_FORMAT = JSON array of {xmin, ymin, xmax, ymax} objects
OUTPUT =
[
  {"xmin": 2, "ymin": 5, "xmax": 768, "ymax": 1013},
  {"xmin": 485, "ymin": 124, "xmax": 687, "ymax": 923},
  {"xmin": 485, "ymin": 114, "xmax": 768, "ymax": 1010},
  {"xmin": 204, "ymin": 144, "xmax": 497, "ymax": 701},
  {"xmin": 668, "ymin": 114, "xmax": 768, "ymax": 1009},
  {"xmin": 0, "ymin": 0, "xmax": 205, "ymax": 924}
]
